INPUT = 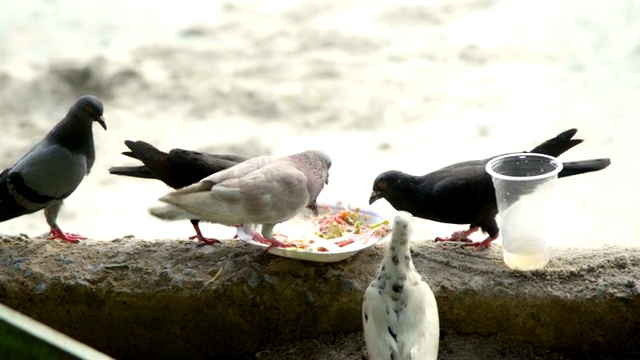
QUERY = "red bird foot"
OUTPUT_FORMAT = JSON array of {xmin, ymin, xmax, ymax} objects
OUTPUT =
[
  {"xmin": 460, "ymin": 235, "xmax": 497, "ymax": 251},
  {"xmin": 189, "ymin": 234, "xmax": 220, "ymax": 245},
  {"xmin": 49, "ymin": 228, "xmax": 86, "ymax": 243},
  {"xmin": 252, "ymin": 232, "xmax": 296, "ymax": 253},
  {"xmin": 189, "ymin": 222, "xmax": 220, "ymax": 245},
  {"xmin": 434, "ymin": 226, "xmax": 479, "ymax": 243}
]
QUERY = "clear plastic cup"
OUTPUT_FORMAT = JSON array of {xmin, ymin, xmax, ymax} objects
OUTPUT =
[{"xmin": 486, "ymin": 153, "xmax": 563, "ymax": 270}]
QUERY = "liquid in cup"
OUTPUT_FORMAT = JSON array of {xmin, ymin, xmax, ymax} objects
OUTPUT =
[{"xmin": 486, "ymin": 153, "xmax": 563, "ymax": 270}]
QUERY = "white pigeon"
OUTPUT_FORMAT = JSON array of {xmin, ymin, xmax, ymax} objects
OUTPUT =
[
  {"xmin": 0, "ymin": 95, "xmax": 106, "ymax": 243},
  {"xmin": 149, "ymin": 150, "xmax": 331, "ymax": 250},
  {"xmin": 362, "ymin": 211, "xmax": 439, "ymax": 360}
]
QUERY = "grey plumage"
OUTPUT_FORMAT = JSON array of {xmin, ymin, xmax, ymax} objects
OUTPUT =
[
  {"xmin": 149, "ymin": 150, "xmax": 331, "ymax": 250},
  {"xmin": 0, "ymin": 95, "xmax": 106, "ymax": 242},
  {"xmin": 363, "ymin": 211, "xmax": 439, "ymax": 360}
]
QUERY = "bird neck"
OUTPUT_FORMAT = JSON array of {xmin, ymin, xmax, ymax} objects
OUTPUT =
[
  {"xmin": 380, "ymin": 242, "xmax": 419, "ymax": 301},
  {"xmin": 384, "ymin": 239, "xmax": 415, "ymax": 271},
  {"xmin": 290, "ymin": 153, "xmax": 326, "ymax": 205},
  {"xmin": 387, "ymin": 174, "xmax": 430, "ymax": 216},
  {"xmin": 48, "ymin": 111, "xmax": 96, "ymax": 157}
]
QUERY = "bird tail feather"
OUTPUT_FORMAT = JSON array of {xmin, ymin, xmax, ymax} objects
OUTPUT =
[
  {"xmin": 121, "ymin": 151, "xmax": 138, "ymax": 159},
  {"xmin": 108, "ymin": 166, "xmax": 156, "ymax": 179},
  {"xmin": 0, "ymin": 171, "xmax": 31, "ymax": 222},
  {"xmin": 148, "ymin": 204, "xmax": 196, "ymax": 221},
  {"xmin": 529, "ymin": 128, "xmax": 583, "ymax": 157},
  {"xmin": 559, "ymin": 158, "xmax": 611, "ymax": 178},
  {"xmin": 159, "ymin": 189, "xmax": 239, "ymax": 224}
]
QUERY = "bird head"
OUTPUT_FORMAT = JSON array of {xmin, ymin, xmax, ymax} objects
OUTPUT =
[
  {"xmin": 368, "ymin": 170, "xmax": 404, "ymax": 205},
  {"xmin": 307, "ymin": 150, "xmax": 331, "ymax": 185},
  {"xmin": 76, "ymin": 95, "xmax": 107, "ymax": 130}
]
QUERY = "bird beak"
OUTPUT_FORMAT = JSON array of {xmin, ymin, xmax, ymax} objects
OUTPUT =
[
  {"xmin": 369, "ymin": 190, "xmax": 381, "ymax": 205},
  {"xmin": 96, "ymin": 116, "xmax": 107, "ymax": 130}
]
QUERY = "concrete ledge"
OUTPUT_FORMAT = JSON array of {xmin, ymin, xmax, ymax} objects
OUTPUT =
[{"xmin": 0, "ymin": 235, "xmax": 638, "ymax": 359}]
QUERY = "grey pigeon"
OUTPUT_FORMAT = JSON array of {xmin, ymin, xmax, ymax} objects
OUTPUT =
[
  {"xmin": 369, "ymin": 128, "xmax": 611, "ymax": 250},
  {"xmin": 108, "ymin": 140, "xmax": 247, "ymax": 244},
  {"xmin": 0, "ymin": 95, "xmax": 106, "ymax": 243},
  {"xmin": 363, "ymin": 211, "xmax": 439, "ymax": 360},
  {"xmin": 149, "ymin": 150, "xmax": 331, "ymax": 251}
]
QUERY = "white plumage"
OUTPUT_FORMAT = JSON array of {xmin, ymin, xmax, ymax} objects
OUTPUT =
[{"xmin": 363, "ymin": 211, "xmax": 439, "ymax": 360}]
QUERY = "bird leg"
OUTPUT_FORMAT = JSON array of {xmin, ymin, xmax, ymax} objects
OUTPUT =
[
  {"xmin": 434, "ymin": 226, "xmax": 479, "ymax": 243},
  {"xmin": 232, "ymin": 224, "xmax": 243, "ymax": 239},
  {"xmin": 45, "ymin": 202, "xmax": 85, "ymax": 243},
  {"xmin": 307, "ymin": 202, "xmax": 319, "ymax": 216},
  {"xmin": 188, "ymin": 220, "xmax": 220, "ymax": 245},
  {"xmin": 48, "ymin": 227, "xmax": 86, "ymax": 243},
  {"xmin": 461, "ymin": 235, "xmax": 497, "ymax": 251},
  {"xmin": 252, "ymin": 232, "xmax": 296, "ymax": 253}
]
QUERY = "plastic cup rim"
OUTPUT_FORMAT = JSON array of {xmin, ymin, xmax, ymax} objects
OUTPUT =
[{"xmin": 485, "ymin": 152, "xmax": 563, "ymax": 181}]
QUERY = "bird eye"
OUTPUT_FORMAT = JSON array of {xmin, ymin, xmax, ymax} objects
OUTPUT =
[
  {"xmin": 85, "ymin": 106, "xmax": 93, "ymax": 113},
  {"xmin": 378, "ymin": 181, "xmax": 387, "ymax": 190}
]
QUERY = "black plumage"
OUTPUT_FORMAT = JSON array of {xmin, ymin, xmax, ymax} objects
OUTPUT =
[
  {"xmin": 369, "ymin": 128, "xmax": 611, "ymax": 250},
  {"xmin": 109, "ymin": 140, "xmax": 247, "ymax": 244}
]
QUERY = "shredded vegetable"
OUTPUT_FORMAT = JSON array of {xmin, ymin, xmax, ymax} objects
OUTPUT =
[{"xmin": 274, "ymin": 208, "xmax": 391, "ymax": 252}]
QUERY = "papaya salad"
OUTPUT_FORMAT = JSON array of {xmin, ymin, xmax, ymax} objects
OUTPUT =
[{"xmin": 273, "ymin": 206, "xmax": 391, "ymax": 252}]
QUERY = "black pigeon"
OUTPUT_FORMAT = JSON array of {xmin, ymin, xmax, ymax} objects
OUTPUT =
[
  {"xmin": 108, "ymin": 140, "xmax": 247, "ymax": 244},
  {"xmin": 0, "ymin": 95, "xmax": 107, "ymax": 243},
  {"xmin": 369, "ymin": 129, "xmax": 611, "ymax": 250}
]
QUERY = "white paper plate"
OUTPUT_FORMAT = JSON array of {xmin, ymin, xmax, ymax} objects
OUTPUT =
[{"xmin": 236, "ymin": 203, "xmax": 391, "ymax": 262}]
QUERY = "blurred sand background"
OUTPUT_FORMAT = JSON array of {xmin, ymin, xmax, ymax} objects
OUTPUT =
[{"xmin": 0, "ymin": 0, "xmax": 636, "ymax": 247}]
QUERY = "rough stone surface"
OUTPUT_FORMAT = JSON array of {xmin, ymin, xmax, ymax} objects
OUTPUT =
[{"xmin": 0, "ymin": 235, "xmax": 638, "ymax": 359}]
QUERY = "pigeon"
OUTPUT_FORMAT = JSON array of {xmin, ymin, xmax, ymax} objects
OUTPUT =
[
  {"xmin": 148, "ymin": 150, "xmax": 331, "ymax": 251},
  {"xmin": 369, "ymin": 128, "xmax": 611, "ymax": 250},
  {"xmin": 0, "ymin": 95, "xmax": 107, "ymax": 243},
  {"xmin": 108, "ymin": 140, "xmax": 247, "ymax": 244},
  {"xmin": 363, "ymin": 211, "xmax": 439, "ymax": 360}
]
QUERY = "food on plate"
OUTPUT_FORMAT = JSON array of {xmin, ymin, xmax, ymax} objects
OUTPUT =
[{"xmin": 273, "ymin": 207, "xmax": 391, "ymax": 252}]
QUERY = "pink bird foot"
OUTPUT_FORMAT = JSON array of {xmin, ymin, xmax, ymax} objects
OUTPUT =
[
  {"xmin": 434, "ymin": 226, "xmax": 479, "ymax": 243},
  {"xmin": 461, "ymin": 236, "xmax": 497, "ymax": 251},
  {"xmin": 189, "ymin": 222, "xmax": 220, "ymax": 245},
  {"xmin": 49, "ymin": 228, "xmax": 86, "ymax": 243},
  {"xmin": 252, "ymin": 232, "xmax": 296, "ymax": 253},
  {"xmin": 189, "ymin": 234, "xmax": 220, "ymax": 245}
]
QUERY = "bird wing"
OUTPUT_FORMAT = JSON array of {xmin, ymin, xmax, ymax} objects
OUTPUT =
[
  {"xmin": 362, "ymin": 285, "xmax": 400, "ymax": 360},
  {"xmin": 201, "ymin": 155, "xmax": 279, "ymax": 184},
  {"xmin": 159, "ymin": 159, "xmax": 310, "ymax": 225},
  {"xmin": 0, "ymin": 142, "xmax": 86, "ymax": 221},
  {"xmin": 168, "ymin": 148, "xmax": 245, "ymax": 186},
  {"xmin": 11, "ymin": 142, "xmax": 86, "ymax": 201},
  {"xmin": 396, "ymin": 280, "xmax": 439, "ymax": 360},
  {"xmin": 170, "ymin": 149, "xmax": 247, "ymax": 165},
  {"xmin": 428, "ymin": 162, "xmax": 495, "ymax": 224}
]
